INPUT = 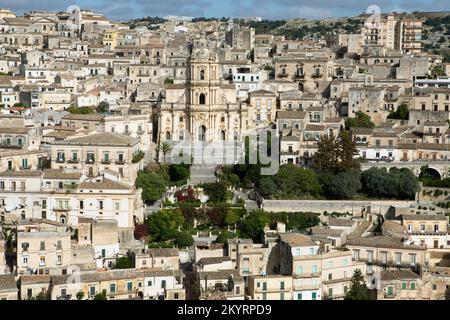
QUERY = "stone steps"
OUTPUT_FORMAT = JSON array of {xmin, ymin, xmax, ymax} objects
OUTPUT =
[{"xmin": 190, "ymin": 165, "xmax": 217, "ymax": 184}]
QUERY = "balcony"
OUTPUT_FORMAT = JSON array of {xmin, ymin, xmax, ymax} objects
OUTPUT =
[
  {"xmin": 132, "ymin": 151, "xmax": 145, "ymax": 163},
  {"xmin": 322, "ymin": 277, "xmax": 352, "ymax": 285},
  {"xmin": 101, "ymin": 159, "xmax": 111, "ymax": 164},
  {"xmin": 354, "ymin": 258, "xmax": 418, "ymax": 269},
  {"xmin": 254, "ymin": 287, "xmax": 291, "ymax": 294},
  {"xmin": 55, "ymin": 158, "xmax": 65, "ymax": 163},
  {"xmin": 0, "ymin": 143, "xmax": 22, "ymax": 149},
  {"xmin": 311, "ymin": 73, "xmax": 322, "ymax": 79},
  {"xmin": 294, "ymin": 272, "xmax": 321, "ymax": 278},
  {"xmin": 294, "ymin": 283, "xmax": 321, "ymax": 291},
  {"xmin": 67, "ymin": 159, "xmax": 79, "ymax": 164},
  {"xmin": 20, "ymin": 165, "xmax": 31, "ymax": 170},
  {"xmin": 115, "ymin": 159, "xmax": 125, "ymax": 165},
  {"xmin": 294, "ymin": 73, "xmax": 305, "ymax": 80},
  {"xmin": 278, "ymin": 72, "xmax": 289, "ymax": 78},
  {"xmin": 54, "ymin": 207, "xmax": 70, "ymax": 211},
  {"xmin": 85, "ymin": 158, "xmax": 95, "ymax": 164}
]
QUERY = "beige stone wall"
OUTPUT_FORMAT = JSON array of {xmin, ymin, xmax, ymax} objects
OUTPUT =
[
  {"xmin": 17, "ymin": 230, "xmax": 71, "ymax": 275},
  {"xmin": 248, "ymin": 275, "xmax": 293, "ymax": 300}
]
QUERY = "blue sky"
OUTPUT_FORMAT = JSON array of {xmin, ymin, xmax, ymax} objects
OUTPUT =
[{"xmin": 1, "ymin": 0, "xmax": 450, "ymax": 21}]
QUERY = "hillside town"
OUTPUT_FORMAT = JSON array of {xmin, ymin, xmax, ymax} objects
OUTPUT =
[{"xmin": 0, "ymin": 6, "xmax": 449, "ymax": 301}]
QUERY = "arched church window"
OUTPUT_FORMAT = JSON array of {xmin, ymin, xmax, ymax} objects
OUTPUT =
[
  {"xmin": 198, "ymin": 126, "xmax": 206, "ymax": 141},
  {"xmin": 220, "ymin": 130, "xmax": 226, "ymax": 141},
  {"xmin": 166, "ymin": 132, "xmax": 171, "ymax": 140},
  {"xmin": 199, "ymin": 93, "xmax": 206, "ymax": 105}
]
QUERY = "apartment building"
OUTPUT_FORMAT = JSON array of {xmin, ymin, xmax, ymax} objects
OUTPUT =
[
  {"xmin": 362, "ymin": 14, "xmax": 422, "ymax": 54},
  {"xmin": 320, "ymin": 250, "xmax": 366, "ymax": 300},
  {"xmin": 279, "ymin": 233, "xmax": 322, "ymax": 300},
  {"xmin": 77, "ymin": 218, "xmax": 120, "ymax": 268},
  {"xmin": 0, "ymin": 149, "xmax": 46, "ymax": 172},
  {"xmin": 274, "ymin": 56, "xmax": 333, "ymax": 94},
  {"xmin": 0, "ymin": 169, "xmax": 143, "ymax": 229},
  {"xmin": 401, "ymin": 214, "xmax": 449, "ymax": 249},
  {"xmin": 395, "ymin": 18, "xmax": 423, "ymax": 54},
  {"xmin": 247, "ymin": 275, "xmax": 293, "ymax": 300},
  {"xmin": 49, "ymin": 269, "xmax": 184, "ymax": 300},
  {"xmin": 377, "ymin": 270, "xmax": 422, "ymax": 300},
  {"xmin": 226, "ymin": 237, "xmax": 277, "ymax": 276},
  {"xmin": 49, "ymin": 132, "xmax": 143, "ymax": 186},
  {"xmin": 195, "ymin": 270, "xmax": 245, "ymax": 300},
  {"xmin": 134, "ymin": 248, "xmax": 180, "ymax": 271},
  {"xmin": 16, "ymin": 220, "xmax": 72, "ymax": 275},
  {"xmin": 0, "ymin": 127, "xmax": 40, "ymax": 150},
  {"xmin": 346, "ymin": 236, "xmax": 426, "ymax": 277}
]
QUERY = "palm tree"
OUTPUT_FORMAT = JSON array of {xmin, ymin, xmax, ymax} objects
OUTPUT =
[{"xmin": 159, "ymin": 142, "xmax": 172, "ymax": 163}]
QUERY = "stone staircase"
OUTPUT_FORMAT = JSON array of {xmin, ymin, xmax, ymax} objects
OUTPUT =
[{"xmin": 190, "ymin": 165, "xmax": 217, "ymax": 185}]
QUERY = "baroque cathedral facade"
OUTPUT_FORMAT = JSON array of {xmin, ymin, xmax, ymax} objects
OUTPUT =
[{"xmin": 159, "ymin": 39, "xmax": 249, "ymax": 146}]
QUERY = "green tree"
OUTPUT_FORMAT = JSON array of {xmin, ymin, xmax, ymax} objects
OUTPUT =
[
  {"xmin": 96, "ymin": 101, "xmax": 109, "ymax": 113},
  {"xmin": 76, "ymin": 291, "xmax": 85, "ymax": 300},
  {"xmin": 389, "ymin": 167, "xmax": 419, "ymax": 199},
  {"xmin": 173, "ymin": 231, "xmax": 194, "ymax": 247},
  {"xmin": 238, "ymin": 210, "xmax": 269, "ymax": 240},
  {"xmin": 158, "ymin": 142, "xmax": 172, "ymax": 163},
  {"xmin": 266, "ymin": 211, "xmax": 320, "ymax": 231},
  {"xmin": 388, "ymin": 104, "xmax": 409, "ymax": 120},
  {"xmin": 135, "ymin": 171, "xmax": 167, "ymax": 203},
  {"xmin": 145, "ymin": 209, "xmax": 184, "ymax": 242},
  {"xmin": 168, "ymin": 164, "xmax": 190, "ymax": 184},
  {"xmin": 215, "ymin": 231, "xmax": 238, "ymax": 243},
  {"xmin": 258, "ymin": 176, "xmax": 277, "ymax": 198},
  {"xmin": 312, "ymin": 134, "xmax": 339, "ymax": 173},
  {"xmin": 327, "ymin": 170, "xmax": 361, "ymax": 199},
  {"xmin": 361, "ymin": 167, "xmax": 418, "ymax": 200},
  {"xmin": 337, "ymin": 131, "xmax": 361, "ymax": 173},
  {"xmin": 224, "ymin": 210, "xmax": 241, "ymax": 226},
  {"xmin": 361, "ymin": 167, "xmax": 393, "ymax": 198},
  {"xmin": 94, "ymin": 289, "xmax": 107, "ymax": 300},
  {"xmin": 275, "ymin": 165, "xmax": 321, "ymax": 198},
  {"xmin": 313, "ymin": 132, "xmax": 360, "ymax": 174},
  {"xmin": 35, "ymin": 291, "xmax": 50, "ymax": 300},
  {"xmin": 67, "ymin": 106, "xmax": 94, "ymax": 114},
  {"xmin": 432, "ymin": 65, "xmax": 446, "ymax": 78},
  {"xmin": 203, "ymin": 182, "xmax": 227, "ymax": 202},
  {"xmin": 114, "ymin": 256, "xmax": 134, "ymax": 269},
  {"xmin": 345, "ymin": 112, "xmax": 375, "ymax": 130},
  {"xmin": 344, "ymin": 269, "xmax": 370, "ymax": 300}
]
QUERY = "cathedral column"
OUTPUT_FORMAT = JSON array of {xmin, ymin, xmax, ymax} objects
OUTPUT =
[
  {"xmin": 171, "ymin": 110, "xmax": 175, "ymax": 140},
  {"xmin": 227, "ymin": 110, "xmax": 231, "ymax": 142}
]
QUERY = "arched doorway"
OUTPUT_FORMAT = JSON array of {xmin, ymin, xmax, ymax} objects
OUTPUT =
[
  {"xmin": 220, "ymin": 130, "xmax": 226, "ymax": 141},
  {"xmin": 199, "ymin": 93, "xmax": 206, "ymax": 105},
  {"xmin": 165, "ymin": 131, "xmax": 171, "ymax": 140},
  {"xmin": 298, "ymin": 83, "xmax": 304, "ymax": 92},
  {"xmin": 60, "ymin": 215, "xmax": 67, "ymax": 224},
  {"xmin": 198, "ymin": 125, "xmax": 206, "ymax": 141},
  {"xmin": 419, "ymin": 167, "xmax": 441, "ymax": 180}
]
